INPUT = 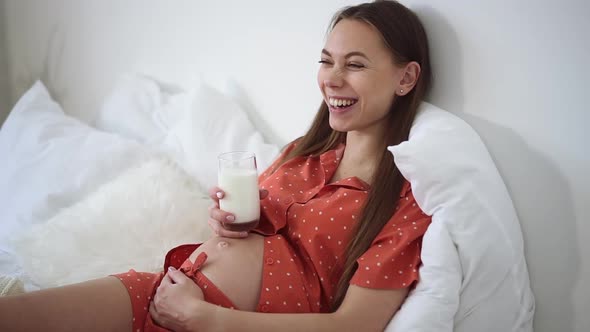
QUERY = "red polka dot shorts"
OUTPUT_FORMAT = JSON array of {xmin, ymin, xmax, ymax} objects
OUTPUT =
[{"xmin": 112, "ymin": 244, "xmax": 236, "ymax": 331}]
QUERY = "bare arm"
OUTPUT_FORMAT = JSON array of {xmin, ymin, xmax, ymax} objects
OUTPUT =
[{"xmin": 195, "ymin": 285, "xmax": 408, "ymax": 332}]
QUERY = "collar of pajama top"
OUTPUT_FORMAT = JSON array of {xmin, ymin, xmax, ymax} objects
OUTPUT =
[
  {"xmin": 254, "ymin": 142, "xmax": 430, "ymax": 307},
  {"xmin": 257, "ymin": 143, "xmax": 412, "ymax": 234}
]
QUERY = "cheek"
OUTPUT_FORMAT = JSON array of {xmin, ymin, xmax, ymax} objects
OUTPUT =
[
  {"xmin": 379, "ymin": 89, "xmax": 396, "ymax": 108},
  {"xmin": 317, "ymin": 69, "xmax": 326, "ymax": 91},
  {"xmin": 359, "ymin": 88, "xmax": 394, "ymax": 118},
  {"xmin": 373, "ymin": 94, "xmax": 395, "ymax": 118},
  {"xmin": 369, "ymin": 78, "xmax": 396, "ymax": 108}
]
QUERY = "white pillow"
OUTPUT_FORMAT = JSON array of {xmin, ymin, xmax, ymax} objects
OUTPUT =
[
  {"xmin": 0, "ymin": 81, "xmax": 154, "ymax": 244},
  {"xmin": 162, "ymin": 79, "xmax": 280, "ymax": 191},
  {"xmin": 11, "ymin": 156, "xmax": 212, "ymax": 289},
  {"xmin": 386, "ymin": 102, "xmax": 535, "ymax": 331},
  {"xmin": 93, "ymin": 73, "xmax": 185, "ymax": 145},
  {"xmin": 95, "ymin": 74, "xmax": 280, "ymax": 192}
]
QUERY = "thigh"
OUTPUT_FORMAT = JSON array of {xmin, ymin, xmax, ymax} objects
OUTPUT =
[{"xmin": 0, "ymin": 276, "xmax": 132, "ymax": 332}]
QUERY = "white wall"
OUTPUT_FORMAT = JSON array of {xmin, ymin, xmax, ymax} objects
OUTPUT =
[
  {"xmin": 3, "ymin": 0, "xmax": 357, "ymax": 144},
  {"xmin": 1, "ymin": 0, "xmax": 588, "ymax": 331},
  {"xmin": 0, "ymin": 2, "xmax": 10, "ymax": 124},
  {"xmin": 404, "ymin": 2, "xmax": 589, "ymax": 332}
]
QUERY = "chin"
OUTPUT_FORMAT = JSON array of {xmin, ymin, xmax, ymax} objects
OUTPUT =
[{"xmin": 328, "ymin": 118, "xmax": 351, "ymax": 133}]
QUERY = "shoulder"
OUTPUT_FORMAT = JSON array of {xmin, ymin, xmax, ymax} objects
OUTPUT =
[
  {"xmin": 259, "ymin": 138, "xmax": 303, "ymax": 182},
  {"xmin": 379, "ymin": 181, "xmax": 431, "ymax": 240},
  {"xmin": 282, "ymin": 138, "xmax": 301, "ymax": 155}
]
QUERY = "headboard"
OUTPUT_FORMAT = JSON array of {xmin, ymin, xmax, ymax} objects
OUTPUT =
[{"xmin": 1, "ymin": 0, "xmax": 588, "ymax": 331}]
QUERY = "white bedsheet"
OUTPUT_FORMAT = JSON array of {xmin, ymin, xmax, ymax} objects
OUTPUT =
[{"xmin": 0, "ymin": 80, "xmax": 534, "ymax": 331}]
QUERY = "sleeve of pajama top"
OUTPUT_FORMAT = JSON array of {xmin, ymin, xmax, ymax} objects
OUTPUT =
[{"xmin": 350, "ymin": 183, "xmax": 431, "ymax": 289}]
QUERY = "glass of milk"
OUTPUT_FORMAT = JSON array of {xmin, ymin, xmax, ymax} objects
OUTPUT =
[{"xmin": 217, "ymin": 151, "xmax": 261, "ymax": 232}]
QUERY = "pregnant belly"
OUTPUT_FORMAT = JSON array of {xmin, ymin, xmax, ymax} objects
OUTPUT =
[{"xmin": 187, "ymin": 233, "xmax": 265, "ymax": 311}]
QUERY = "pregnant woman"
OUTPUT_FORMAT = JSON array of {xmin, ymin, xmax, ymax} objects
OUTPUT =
[{"xmin": 0, "ymin": 1, "xmax": 433, "ymax": 331}]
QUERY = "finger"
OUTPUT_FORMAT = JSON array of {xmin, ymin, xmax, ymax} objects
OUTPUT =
[
  {"xmin": 208, "ymin": 187, "xmax": 225, "ymax": 202},
  {"xmin": 207, "ymin": 219, "xmax": 222, "ymax": 236},
  {"xmin": 149, "ymin": 302, "xmax": 160, "ymax": 322},
  {"xmin": 209, "ymin": 219, "xmax": 248, "ymax": 238},
  {"xmin": 207, "ymin": 203, "xmax": 219, "ymax": 217},
  {"xmin": 160, "ymin": 272, "xmax": 173, "ymax": 285},
  {"xmin": 259, "ymin": 189, "xmax": 269, "ymax": 200},
  {"xmin": 210, "ymin": 206, "xmax": 235, "ymax": 224},
  {"xmin": 150, "ymin": 302, "xmax": 174, "ymax": 331},
  {"xmin": 166, "ymin": 267, "xmax": 188, "ymax": 284}
]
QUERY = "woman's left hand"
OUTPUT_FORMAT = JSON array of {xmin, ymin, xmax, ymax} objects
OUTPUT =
[{"xmin": 149, "ymin": 267, "xmax": 205, "ymax": 332}]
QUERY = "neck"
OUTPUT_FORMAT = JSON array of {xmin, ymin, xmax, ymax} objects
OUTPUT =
[
  {"xmin": 337, "ymin": 123, "xmax": 388, "ymax": 184},
  {"xmin": 343, "ymin": 132, "xmax": 383, "ymax": 166}
]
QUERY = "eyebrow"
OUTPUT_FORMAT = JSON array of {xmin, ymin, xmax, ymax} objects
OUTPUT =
[{"xmin": 321, "ymin": 49, "xmax": 371, "ymax": 62}]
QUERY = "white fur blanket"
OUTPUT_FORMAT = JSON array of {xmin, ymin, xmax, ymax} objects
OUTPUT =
[{"xmin": 11, "ymin": 156, "xmax": 212, "ymax": 288}]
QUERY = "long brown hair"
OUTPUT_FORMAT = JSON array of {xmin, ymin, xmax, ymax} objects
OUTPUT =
[{"xmin": 277, "ymin": 0, "xmax": 431, "ymax": 310}]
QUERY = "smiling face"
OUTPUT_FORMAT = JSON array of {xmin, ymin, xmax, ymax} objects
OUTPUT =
[{"xmin": 318, "ymin": 19, "xmax": 406, "ymax": 135}]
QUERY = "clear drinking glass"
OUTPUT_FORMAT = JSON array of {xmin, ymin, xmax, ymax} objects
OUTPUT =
[{"xmin": 217, "ymin": 151, "xmax": 261, "ymax": 232}]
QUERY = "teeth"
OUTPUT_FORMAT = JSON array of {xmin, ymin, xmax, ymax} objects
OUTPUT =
[{"xmin": 329, "ymin": 98, "xmax": 356, "ymax": 107}]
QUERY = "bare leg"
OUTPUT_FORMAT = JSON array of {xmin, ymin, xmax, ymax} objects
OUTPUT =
[{"xmin": 0, "ymin": 276, "xmax": 132, "ymax": 332}]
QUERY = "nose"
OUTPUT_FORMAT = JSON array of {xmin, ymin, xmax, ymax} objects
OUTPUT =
[{"xmin": 323, "ymin": 67, "xmax": 344, "ymax": 89}]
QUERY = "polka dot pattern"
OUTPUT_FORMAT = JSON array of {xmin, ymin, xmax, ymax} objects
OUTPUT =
[
  {"xmin": 113, "ymin": 142, "xmax": 431, "ymax": 327},
  {"xmin": 255, "ymin": 142, "xmax": 431, "ymax": 312},
  {"xmin": 112, "ymin": 269, "xmax": 161, "ymax": 331},
  {"xmin": 350, "ymin": 188, "xmax": 431, "ymax": 288},
  {"xmin": 112, "ymin": 244, "xmax": 236, "ymax": 331}
]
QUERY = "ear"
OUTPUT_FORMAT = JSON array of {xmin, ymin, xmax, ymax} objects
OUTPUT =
[{"xmin": 396, "ymin": 61, "xmax": 421, "ymax": 96}]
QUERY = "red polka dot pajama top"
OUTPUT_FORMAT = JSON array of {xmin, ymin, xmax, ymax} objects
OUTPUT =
[{"xmin": 252, "ymin": 143, "xmax": 431, "ymax": 313}]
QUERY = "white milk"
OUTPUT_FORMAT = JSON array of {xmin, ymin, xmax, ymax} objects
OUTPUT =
[{"xmin": 218, "ymin": 168, "xmax": 260, "ymax": 224}]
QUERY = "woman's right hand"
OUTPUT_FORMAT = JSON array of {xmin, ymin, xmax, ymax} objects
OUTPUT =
[{"xmin": 207, "ymin": 186, "xmax": 268, "ymax": 238}]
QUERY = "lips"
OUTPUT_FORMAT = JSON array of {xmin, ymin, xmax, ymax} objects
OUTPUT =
[{"xmin": 329, "ymin": 103, "xmax": 355, "ymax": 114}]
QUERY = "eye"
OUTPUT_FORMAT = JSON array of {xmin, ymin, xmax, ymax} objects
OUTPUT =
[
  {"xmin": 347, "ymin": 62, "xmax": 365, "ymax": 69},
  {"xmin": 318, "ymin": 59, "xmax": 333, "ymax": 65}
]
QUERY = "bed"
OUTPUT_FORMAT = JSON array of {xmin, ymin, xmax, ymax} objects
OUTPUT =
[{"xmin": 1, "ymin": 0, "xmax": 588, "ymax": 331}]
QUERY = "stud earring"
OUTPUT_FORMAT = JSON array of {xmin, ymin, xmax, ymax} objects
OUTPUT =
[{"xmin": 400, "ymin": 89, "xmax": 404, "ymax": 94}]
